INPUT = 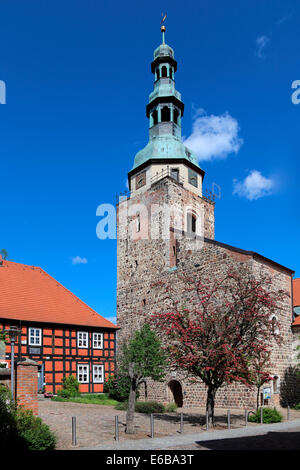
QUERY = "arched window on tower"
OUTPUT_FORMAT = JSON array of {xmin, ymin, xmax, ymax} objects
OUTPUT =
[
  {"xmin": 187, "ymin": 213, "xmax": 197, "ymax": 236},
  {"xmin": 173, "ymin": 108, "xmax": 179, "ymax": 125},
  {"xmin": 192, "ymin": 215, "xmax": 196, "ymax": 234},
  {"xmin": 161, "ymin": 66, "xmax": 167, "ymax": 78},
  {"xmin": 152, "ymin": 109, "xmax": 158, "ymax": 126},
  {"xmin": 156, "ymin": 68, "xmax": 160, "ymax": 81},
  {"xmin": 136, "ymin": 214, "xmax": 141, "ymax": 233},
  {"xmin": 161, "ymin": 106, "xmax": 170, "ymax": 122}
]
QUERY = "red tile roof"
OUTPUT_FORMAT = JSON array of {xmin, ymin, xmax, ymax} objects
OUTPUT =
[
  {"xmin": 293, "ymin": 316, "xmax": 300, "ymax": 327},
  {"xmin": 292, "ymin": 278, "xmax": 300, "ymax": 327},
  {"xmin": 293, "ymin": 278, "xmax": 300, "ymax": 307},
  {"xmin": 0, "ymin": 259, "xmax": 117, "ymax": 329}
]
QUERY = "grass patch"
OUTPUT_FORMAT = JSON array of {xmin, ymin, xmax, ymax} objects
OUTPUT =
[{"xmin": 52, "ymin": 393, "xmax": 119, "ymax": 406}]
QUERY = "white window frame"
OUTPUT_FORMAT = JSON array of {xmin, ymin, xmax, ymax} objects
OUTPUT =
[
  {"xmin": 77, "ymin": 331, "xmax": 88, "ymax": 348},
  {"xmin": 93, "ymin": 332, "xmax": 103, "ymax": 349},
  {"xmin": 93, "ymin": 364, "xmax": 104, "ymax": 383},
  {"xmin": 77, "ymin": 364, "xmax": 89, "ymax": 383},
  {"xmin": 28, "ymin": 327, "xmax": 42, "ymax": 346}
]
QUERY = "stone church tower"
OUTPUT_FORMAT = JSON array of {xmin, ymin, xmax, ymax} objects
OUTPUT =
[{"xmin": 116, "ymin": 26, "xmax": 294, "ymax": 409}]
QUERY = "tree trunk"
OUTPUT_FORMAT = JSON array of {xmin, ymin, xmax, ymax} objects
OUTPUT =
[
  {"xmin": 206, "ymin": 386, "xmax": 217, "ymax": 426},
  {"xmin": 256, "ymin": 386, "xmax": 260, "ymax": 410},
  {"xmin": 126, "ymin": 382, "xmax": 137, "ymax": 434}
]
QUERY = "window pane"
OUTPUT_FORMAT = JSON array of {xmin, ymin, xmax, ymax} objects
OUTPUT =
[
  {"xmin": 93, "ymin": 333, "xmax": 103, "ymax": 349},
  {"xmin": 78, "ymin": 332, "xmax": 88, "ymax": 348},
  {"xmin": 93, "ymin": 365, "xmax": 104, "ymax": 383},
  {"xmin": 29, "ymin": 328, "xmax": 41, "ymax": 345},
  {"xmin": 188, "ymin": 169, "xmax": 198, "ymax": 187},
  {"xmin": 78, "ymin": 365, "xmax": 89, "ymax": 383}
]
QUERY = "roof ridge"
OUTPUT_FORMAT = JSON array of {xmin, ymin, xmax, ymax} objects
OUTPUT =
[
  {"xmin": 2, "ymin": 259, "xmax": 42, "ymax": 270},
  {"xmin": 0, "ymin": 259, "xmax": 116, "ymax": 328}
]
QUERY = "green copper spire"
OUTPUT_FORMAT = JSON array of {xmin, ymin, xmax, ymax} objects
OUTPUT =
[
  {"xmin": 131, "ymin": 23, "xmax": 200, "ymax": 171},
  {"xmin": 161, "ymin": 13, "xmax": 167, "ymax": 44}
]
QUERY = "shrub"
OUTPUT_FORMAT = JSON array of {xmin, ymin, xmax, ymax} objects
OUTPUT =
[
  {"xmin": 57, "ymin": 375, "xmax": 80, "ymax": 398},
  {"xmin": 57, "ymin": 388, "xmax": 72, "ymax": 399},
  {"xmin": 115, "ymin": 400, "xmax": 165, "ymax": 414},
  {"xmin": 104, "ymin": 374, "xmax": 132, "ymax": 402},
  {"xmin": 15, "ymin": 407, "xmax": 56, "ymax": 450},
  {"xmin": 0, "ymin": 389, "xmax": 26, "ymax": 450},
  {"xmin": 165, "ymin": 402, "xmax": 178, "ymax": 413},
  {"xmin": 0, "ymin": 384, "xmax": 12, "ymax": 404},
  {"xmin": 115, "ymin": 401, "xmax": 128, "ymax": 411},
  {"xmin": 0, "ymin": 387, "xmax": 55, "ymax": 450},
  {"xmin": 248, "ymin": 407, "xmax": 283, "ymax": 424},
  {"xmin": 135, "ymin": 401, "xmax": 165, "ymax": 414},
  {"xmin": 294, "ymin": 402, "xmax": 300, "ymax": 410}
]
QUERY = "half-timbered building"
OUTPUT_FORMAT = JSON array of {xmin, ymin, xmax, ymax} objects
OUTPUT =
[{"xmin": 0, "ymin": 256, "xmax": 117, "ymax": 394}]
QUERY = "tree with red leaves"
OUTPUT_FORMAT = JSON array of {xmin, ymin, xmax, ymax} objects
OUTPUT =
[{"xmin": 151, "ymin": 265, "xmax": 285, "ymax": 424}]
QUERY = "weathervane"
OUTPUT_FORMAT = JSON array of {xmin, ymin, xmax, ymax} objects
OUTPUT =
[{"xmin": 160, "ymin": 13, "xmax": 167, "ymax": 44}]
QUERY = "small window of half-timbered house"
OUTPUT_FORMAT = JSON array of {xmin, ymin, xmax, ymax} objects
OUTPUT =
[
  {"xmin": 93, "ymin": 332, "xmax": 103, "ymax": 349},
  {"xmin": 77, "ymin": 364, "xmax": 89, "ymax": 383},
  {"xmin": 93, "ymin": 364, "xmax": 104, "ymax": 383},
  {"xmin": 77, "ymin": 331, "xmax": 88, "ymax": 348},
  {"xmin": 28, "ymin": 327, "xmax": 42, "ymax": 346}
]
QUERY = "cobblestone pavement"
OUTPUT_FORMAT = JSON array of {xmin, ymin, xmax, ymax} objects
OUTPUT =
[
  {"xmin": 87, "ymin": 420, "xmax": 300, "ymax": 450},
  {"xmin": 38, "ymin": 397, "xmax": 300, "ymax": 450}
]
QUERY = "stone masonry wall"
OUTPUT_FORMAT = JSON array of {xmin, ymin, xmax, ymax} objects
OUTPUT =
[
  {"xmin": 292, "ymin": 326, "xmax": 300, "ymax": 365},
  {"xmin": 116, "ymin": 177, "xmax": 294, "ymax": 409}
]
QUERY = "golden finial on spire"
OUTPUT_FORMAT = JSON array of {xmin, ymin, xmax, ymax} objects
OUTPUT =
[{"xmin": 160, "ymin": 13, "xmax": 167, "ymax": 43}]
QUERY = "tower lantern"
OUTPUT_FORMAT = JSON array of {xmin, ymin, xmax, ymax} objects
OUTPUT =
[{"xmin": 128, "ymin": 23, "xmax": 204, "ymax": 196}]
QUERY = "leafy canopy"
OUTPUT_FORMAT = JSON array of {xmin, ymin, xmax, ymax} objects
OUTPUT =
[
  {"xmin": 120, "ymin": 323, "xmax": 166, "ymax": 384},
  {"xmin": 151, "ymin": 266, "xmax": 284, "ymax": 391}
]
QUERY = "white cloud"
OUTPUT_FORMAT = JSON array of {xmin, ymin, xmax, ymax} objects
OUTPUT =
[
  {"xmin": 276, "ymin": 13, "xmax": 293, "ymax": 25},
  {"xmin": 233, "ymin": 170, "xmax": 274, "ymax": 200},
  {"xmin": 256, "ymin": 35, "xmax": 270, "ymax": 58},
  {"xmin": 105, "ymin": 316, "xmax": 117, "ymax": 324},
  {"xmin": 71, "ymin": 256, "xmax": 88, "ymax": 265},
  {"xmin": 183, "ymin": 111, "xmax": 243, "ymax": 162}
]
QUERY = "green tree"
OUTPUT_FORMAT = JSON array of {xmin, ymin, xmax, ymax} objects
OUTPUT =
[
  {"xmin": 248, "ymin": 349, "xmax": 273, "ymax": 410},
  {"xmin": 119, "ymin": 324, "xmax": 166, "ymax": 434}
]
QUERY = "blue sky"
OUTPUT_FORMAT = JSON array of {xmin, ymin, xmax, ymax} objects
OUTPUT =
[{"xmin": 0, "ymin": 0, "xmax": 299, "ymax": 323}]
